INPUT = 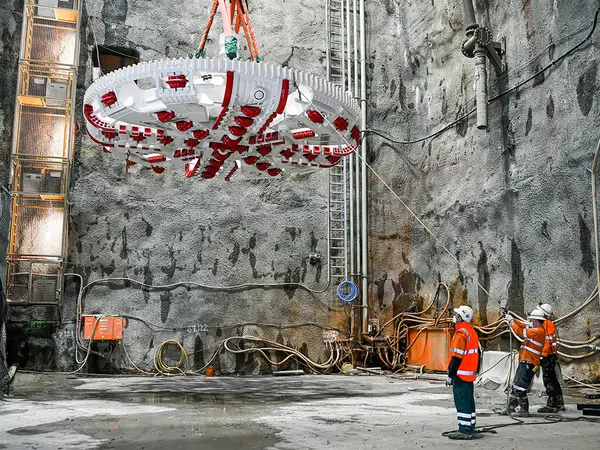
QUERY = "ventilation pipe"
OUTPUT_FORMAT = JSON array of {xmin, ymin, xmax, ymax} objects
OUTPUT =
[{"xmin": 461, "ymin": 0, "xmax": 505, "ymax": 130}]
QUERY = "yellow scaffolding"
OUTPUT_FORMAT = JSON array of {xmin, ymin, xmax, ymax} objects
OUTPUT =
[{"xmin": 7, "ymin": 0, "xmax": 81, "ymax": 304}]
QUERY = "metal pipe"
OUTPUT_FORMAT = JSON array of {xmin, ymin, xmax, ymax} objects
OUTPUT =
[
  {"xmin": 462, "ymin": 0, "xmax": 477, "ymax": 28},
  {"xmin": 592, "ymin": 138, "xmax": 600, "ymax": 307},
  {"xmin": 343, "ymin": 155, "xmax": 348, "ymax": 280},
  {"xmin": 346, "ymin": 0, "xmax": 352, "ymax": 93},
  {"xmin": 474, "ymin": 46, "xmax": 488, "ymax": 129},
  {"xmin": 359, "ymin": 0, "xmax": 368, "ymax": 335},
  {"xmin": 325, "ymin": 0, "xmax": 331, "ymax": 81},
  {"xmin": 353, "ymin": 0, "xmax": 359, "ymax": 99},
  {"xmin": 340, "ymin": 0, "xmax": 346, "ymax": 91}
]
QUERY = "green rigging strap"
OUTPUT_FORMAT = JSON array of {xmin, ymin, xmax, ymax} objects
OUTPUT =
[{"xmin": 224, "ymin": 36, "xmax": 238, "ymax": 60}]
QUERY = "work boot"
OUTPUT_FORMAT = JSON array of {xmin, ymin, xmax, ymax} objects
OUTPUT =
[
  {"xmin": 537, "ymin": 405, "xmax": 558, "ymax": 413},
  {"xmin": 538, "ymin": 397, "xmax": 558, "ymax": 414},
  {"xmin": 514, "ymin": 397, "xmax": 530, "ymax": 417},
  {"xmin": 556, "ymin": 395, "xmax": 566, "ymax": 412},
  {"xmin": 513, "ymin": 408, "xmax": 530, "ymax": 418},
  {"xmin": 446, "ymin": 431, "xmax": 473, "ymax": 440}
]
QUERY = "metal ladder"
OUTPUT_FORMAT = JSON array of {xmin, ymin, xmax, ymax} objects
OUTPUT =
[
  {"xmin": 326, "ymin": 0, "xmax": 345, "ymax": 87},
  {"xmin": 326, "ymin": 0, "xmax": 348, "ymax": 282}
]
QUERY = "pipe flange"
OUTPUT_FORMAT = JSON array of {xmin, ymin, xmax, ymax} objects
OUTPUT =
[
  {"xmin": 476, "ymin": 27, "xmax": 493, "ymax": 46},
  {"xmin": 465, "ymin": 23, "xmax": 479, "ymax": 32},
  {"xmin": 461, "ymin": 41, "xmax": 474, "ymax": 58}
]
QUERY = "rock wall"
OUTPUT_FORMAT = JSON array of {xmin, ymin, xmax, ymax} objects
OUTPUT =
[
  {"xmin": 6, "ymin": 0, "xmax": 346, "ymax": 374},
  {"xmin": 366, "ymin": 0, "xmax": 600, "ymax": 378},
  {"xmin": 1, "ymin": 0, "xmax": 599, "ymax": 378}
]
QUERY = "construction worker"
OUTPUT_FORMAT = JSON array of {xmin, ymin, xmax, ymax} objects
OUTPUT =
[
  {"xmin": 446, "ymin": 305, "xmax": 479, "ymax": 440},
  {"xmin": 537, "ymin": 303, "xmax": 565, "ymax": 413},
  {"xmin": 502, "ymin": 307, "xmax": 546, "ymax": 417}
]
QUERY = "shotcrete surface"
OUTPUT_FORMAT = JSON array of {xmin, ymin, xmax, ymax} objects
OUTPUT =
[{"xmin": 2, "ymin": 372, "xmax": 599, "ymax": 449}]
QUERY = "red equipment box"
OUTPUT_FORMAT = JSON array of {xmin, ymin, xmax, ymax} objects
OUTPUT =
[{"xmin": 83, "ymin": 315, "xmax": 125, "ymax": 341}]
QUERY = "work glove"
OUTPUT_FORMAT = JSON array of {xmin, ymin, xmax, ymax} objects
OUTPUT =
[{"xmin": 446, "ymin": 376, "xmax": 453, "ymax": 386}]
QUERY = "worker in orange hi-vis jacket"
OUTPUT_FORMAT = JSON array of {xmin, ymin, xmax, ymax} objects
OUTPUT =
[
  {"xmin": 445, "ymin": 305, "xmax": 480, "ymax": 440},
  {"xmin": 501, "ymin": 307, "xmax": 546, "ymax": 417},
  {"xmin": 536, "ymin": 303, "xmax": 564, "ymax": 413}
]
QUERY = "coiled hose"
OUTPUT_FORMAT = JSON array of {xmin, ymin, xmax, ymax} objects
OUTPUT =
[{"xmin": 337, "ymin": 280, "xmax": 359, "ymax": 303}]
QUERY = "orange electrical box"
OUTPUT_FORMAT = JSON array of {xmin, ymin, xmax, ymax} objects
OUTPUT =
[
  {"xmin": 83, "ymin": 315, "xmax": 125, "ymax": 341},
  {"xmin": 406, "ymin": 326, "xmax": 453, "ymax": 372}
]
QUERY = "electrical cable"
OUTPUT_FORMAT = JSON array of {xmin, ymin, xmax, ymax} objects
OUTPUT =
[
  {"xmin": 294, "ymin": 84, "xmax": 493, "ymax": 299},
  {"xmin": 364, "ymin": 8, "xmax": 600, "ymax": 146},
  {"xmin": 488, "ymin": 8, "xmax": 600, "ymax": 102},
  {"xmin": 563, "ymin": 374, "xmax": 600, "ymax": 391},
  {"xmin": 364, "ymin": 108, "xmax": 476, "ymax": 145},
  {"xmin": 81, "ymin": 275, "xmax": 331, "ymax": 295}
]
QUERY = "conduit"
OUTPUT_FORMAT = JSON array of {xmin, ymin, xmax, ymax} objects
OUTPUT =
[{"xmin": 359, "ymin": 0, "xmax": 368, "ymax": 335}]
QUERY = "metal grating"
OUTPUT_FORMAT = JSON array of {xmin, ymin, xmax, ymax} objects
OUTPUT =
[
  {"xmin": 28, "ymin": 25, "xmax": 78, "ymax": 65},
  {"xmin": 12, "ymin": 198, "xmax": 65, "ymax": 257},
  {"xmin": 17, "ymin": 107, "xmax": 69, "ymax": 158}
]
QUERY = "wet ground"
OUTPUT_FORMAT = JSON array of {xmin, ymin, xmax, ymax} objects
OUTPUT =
[{"xmin": 1, "ymin": 372, "xmax": 599, "ymax": 449}]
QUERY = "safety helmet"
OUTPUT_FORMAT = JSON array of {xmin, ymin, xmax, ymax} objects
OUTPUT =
[
  {"xmin": 453, "ymin": 305, "xmax": 474, "ymax": 323},
  {"xmin": 528, "ymin": 308, "xmax": 546, "ymax": 322},
  {"xmin": 538, "ymin": 303, "xmax": 552, "ymax": 317}
]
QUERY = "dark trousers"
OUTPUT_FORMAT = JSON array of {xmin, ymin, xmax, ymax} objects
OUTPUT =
[
  {"xmin": 509, "ymin": 362, "xmax": 535, "ymax": 412},
  {"xmin": 541, "ymin": 354, "xmax": 563, "ymax": 406},
  {"xmin": 453, "ymin": 377, "xmax": 476, "ymax": 434}
]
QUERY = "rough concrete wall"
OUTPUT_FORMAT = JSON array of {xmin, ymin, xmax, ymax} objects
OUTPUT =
[
  {"xmin": 0, "ymin": 0, "xmax": 22, "ymax": 186},
  {"xmin": 29, "ymin": 0, "xmax": 340, "ymax": 374},
  {"xmin": 0, "ymin": 0, "xmax": 21, "ymax": 393},
  {"xmin": 367, "ymin": 0, "xmax": 600, "ymax": 378}
]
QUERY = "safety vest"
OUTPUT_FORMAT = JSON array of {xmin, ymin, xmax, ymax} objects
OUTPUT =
[
  {"xmin": 542, "ymin": 319, "xmax": 558, "ymax": 357},
  {"xmin": 511, "ymin": 321, "xmax": 545, "ymax": 366},
  {"xmin": 449, "ymin": 322, "xmax": 479, "ymax": 382}
]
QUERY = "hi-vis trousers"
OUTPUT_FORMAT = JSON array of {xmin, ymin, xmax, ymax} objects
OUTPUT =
[{"xmin": 452, "ymin": 377, "xmax": 476, "ymax": 434}]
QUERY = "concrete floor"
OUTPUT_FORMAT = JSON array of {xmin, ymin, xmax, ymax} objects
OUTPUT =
[{"xmin": 1, "ymin": 373, "xmax": 599, "ymax": 449}]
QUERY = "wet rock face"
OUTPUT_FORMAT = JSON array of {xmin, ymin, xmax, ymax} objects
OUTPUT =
[{"xmin": 366, "ymin": 0, "xmax": 600, "ymax": 339}]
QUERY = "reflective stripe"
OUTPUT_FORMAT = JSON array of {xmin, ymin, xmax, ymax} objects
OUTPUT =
[
  {"xmin": 521, "ymin": 345, "xmax": 542, "ymax": 355},
  {"xmin": 471, "ymin": 413, "xmax": 476, "ymax": 417},
  {"xmin": 551, "ymin": 343, "xmax": 558, "ymax": 346},
  {"xmin": 465, "ymin": 349, "xmax": 478, "ymax": 355},
  {"xmin": 523, "ymin": 328, "xmax": 528, "ymax": 339},
  {"xmin": 458, "ymin": 328, "xmax": 471, "ymax": 342},
  {"xmin": 513, "ymin": 384, "xmax": 527, "ymax": 391},
  {"xmin": 524, "ymin": 337, "xmax": 543, "ymax": 348},
  {"xmin": 457, "ymin": 370, "xmax": 476, "ymax": 376},
  {"xmin": 451, "ymin": 348, "xmax": 466, "ymax": 355},
  {"xmin": 458, "ymin": 420, "xmax": 472, "ymax": 426},
  {"xmin": 546, "ymin": 335, "xmax": 556, "ymax": 340},
  {"xmin": 457, "ymin": 412, "xmax": 472, "ymax": 419}
]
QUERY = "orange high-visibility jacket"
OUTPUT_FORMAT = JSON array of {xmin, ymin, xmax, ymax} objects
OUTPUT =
[
  {"xmin": 511, "ymin": 320, "xmax": 545, "ymax": 366},
  {"xmin": 542, "ymin": 319, "xmax": 558, "ymax": 357},
  {"xmin": 449, "ymin": 322, "xmax": 479, "ymax": 382}
]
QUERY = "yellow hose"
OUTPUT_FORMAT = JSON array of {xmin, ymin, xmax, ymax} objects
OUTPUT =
[{"xmin": 153, "ymin": 340, "xmax": 188, "ymax": 376}]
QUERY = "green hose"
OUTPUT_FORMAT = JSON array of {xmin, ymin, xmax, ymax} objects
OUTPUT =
[{"xmin": 193, "ymin": 49, "xmax": 205, "ymax": 59}]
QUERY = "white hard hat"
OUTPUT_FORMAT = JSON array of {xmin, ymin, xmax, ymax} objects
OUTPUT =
[
  {"xmin": 528, "ymin": 308, "xmax": 546, "ymax": 322},
  {"xmin": 453, "ymin": 305, "xmax": 474, "ymax": 323},
  {"xmin": 538, "ymin": 303, "xmax": 552, "ymax": 317}
]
